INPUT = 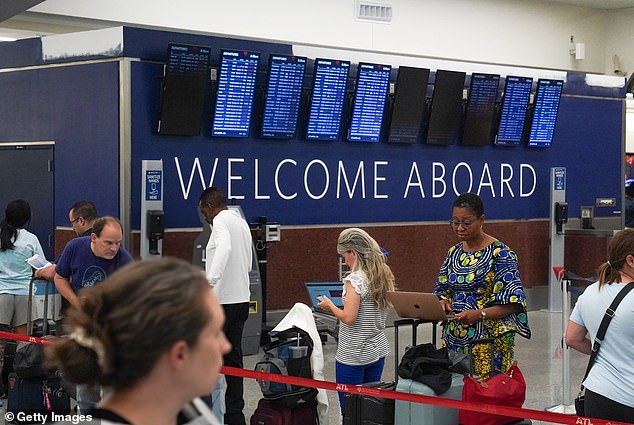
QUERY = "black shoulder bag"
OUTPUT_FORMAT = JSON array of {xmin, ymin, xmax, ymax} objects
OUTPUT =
[{"xmin": 575, "ymin": 282, "xmax": 634, "ymax": 416}]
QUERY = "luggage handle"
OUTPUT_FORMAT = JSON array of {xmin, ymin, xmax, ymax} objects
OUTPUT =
[{"xmin": 26, "ymin": 275, "xmax": 52, "ymax": 336}]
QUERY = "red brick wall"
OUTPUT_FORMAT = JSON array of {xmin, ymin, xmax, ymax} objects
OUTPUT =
[{"xmin": 55, "ymin": 221, "xmax": 610, "ymax": 309}]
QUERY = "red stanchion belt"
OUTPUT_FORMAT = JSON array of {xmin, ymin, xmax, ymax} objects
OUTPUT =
[
  {"xmin": 221, "ymin": 366, "xmax": 632, "ymax": 425},
  {"xmin": 0, "ymin": 330, "xmax": 627, "ymax": 425}
]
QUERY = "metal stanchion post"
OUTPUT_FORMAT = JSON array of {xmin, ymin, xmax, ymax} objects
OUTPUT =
[{"xmin": 547, "ymin": 268, "xmax": 575, "ymax": 414}]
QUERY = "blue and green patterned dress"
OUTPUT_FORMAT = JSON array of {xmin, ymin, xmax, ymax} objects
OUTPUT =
[{"xmin": 434, "ymin": 240, "xmax": 531, "ymax": 378}]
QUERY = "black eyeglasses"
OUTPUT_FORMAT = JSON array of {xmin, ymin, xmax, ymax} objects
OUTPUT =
[
  {"xmin": 449, "ymin": 220, "xmax": 475, "ymax": 228},
  {"xmin": 70, "ymin": 217, "xmax": 82, "ymax": 225}
]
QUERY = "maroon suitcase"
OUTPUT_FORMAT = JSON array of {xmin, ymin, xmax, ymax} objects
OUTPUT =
[{"xmin": 250, "ymin": 399, "xmax": 318, "ymax": 425}]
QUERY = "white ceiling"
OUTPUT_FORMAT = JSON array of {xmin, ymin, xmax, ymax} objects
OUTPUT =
[
  {"xmin": 1, "ymin": 0, "xmax": 634, "ymax": 42},
  {"xmin": 546, "ymin": 0, "xmax": 634, "ymax": 9}
]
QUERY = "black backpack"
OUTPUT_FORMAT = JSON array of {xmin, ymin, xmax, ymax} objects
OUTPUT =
[{"xmin": 254, "ymin": 326, "xmax": 318, "ymax": 408}]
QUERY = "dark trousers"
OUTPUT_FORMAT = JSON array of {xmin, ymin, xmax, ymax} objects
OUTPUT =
[
  {"xmin": 222, "ymin": 302, "xmax": 249, "ymax": 425},
  {"xmin": 585, "ymin": 388, "xmax": 634, "ymax": 422}
]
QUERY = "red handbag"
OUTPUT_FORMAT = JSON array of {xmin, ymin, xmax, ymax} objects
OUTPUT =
[{"xmin": 459, "ymin": 362, "xmax": 526, "ymax": 425}]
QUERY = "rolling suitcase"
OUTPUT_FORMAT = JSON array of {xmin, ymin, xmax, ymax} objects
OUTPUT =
[
  {"xmin": 6, "ymin": 277, "xmax": 71, "ymax": 423},
  {"xmin": 250, "ymin": 398, "xmax": 318, "ymax": 425},
  {"xmin": 343, "ymin": 381, "xmax": 396, "ymax": 425},
  {"xmin": 392, "ymin": 318, "xmax": 462, "ymax": 425}
]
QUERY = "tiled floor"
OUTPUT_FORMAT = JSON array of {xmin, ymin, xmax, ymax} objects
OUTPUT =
[{"xmin": 243, "ymin": 309, "xmax": 588, "ymax": 425}]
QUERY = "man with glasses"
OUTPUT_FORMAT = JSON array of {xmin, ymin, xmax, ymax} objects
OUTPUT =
[
  {"xmin": 35, "ymin": 201, "xmax": 98, "ymax": 281},
  {"xmin": 68, "ymin": 200, "xmax": 98, "ymax": 237}
]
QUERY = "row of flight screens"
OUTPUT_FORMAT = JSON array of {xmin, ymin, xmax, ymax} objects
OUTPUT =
[{"xmin": 161, "ymin": 44, "xmax": 564, "ymax": 147}]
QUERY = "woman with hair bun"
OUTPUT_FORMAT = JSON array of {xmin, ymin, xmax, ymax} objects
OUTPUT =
[
  {"xmin": 317, "ymin": 227, "xmax": 395, "ymax": 415},
  {"xmin": 46, "ymin": 257, "xmax": 231, "ymax": 425},
  {"xmin": 566, "ymin": 228, "xmax": 634, "ymax": 422}
]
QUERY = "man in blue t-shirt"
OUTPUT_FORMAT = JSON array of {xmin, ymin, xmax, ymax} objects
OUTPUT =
[
  {"xmin": 54, "ymin": 216, "xmax": 133, "ymax": 307},
  {"xmin": 53, "ymin": 215, "xmax": 133, "ymax": 413},
  {"xmin": 54, "ymin": 215, "xmax": 133, "ymax": 308}
]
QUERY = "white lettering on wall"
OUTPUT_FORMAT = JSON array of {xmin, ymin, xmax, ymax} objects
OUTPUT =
[
  {"xmin": 404, "ymin": 162, "xmax": 425, "ymax": 199},
  {"xmin": 432, "ymin": 162, "xmax": 446, "ymax": 198},
  {"xmin": 374, "ymin": 161, "xmax": 388, "ymax": 199},
  {"xmin": 254, "ymin": 159, "xmax": 270, "ymax": 200},
  {"xmin": 172, "ymin": 157, "xmax": 539, "ymax": 203},
  {"xmin": 174, "ymin": 157, "xmax": 218, "ymax": 200},
  {"xmin": 452, "ymin": 162, "xmax": 473, "ymax": 195},
  {"xmin": 227, "ymin": 158, "xmax": 245, "ymax": 200},
  {"xmin": 477, "ymin": 163, "xmax": 495, "ymax": 197},
  {"xmin": 337, "ymin": 161, "xmax": 365, "ymax": 199},
  {"xmin": 275, "ymin": 159, "xmax": 297, "ymax": 200},
  {"xmin": 501, "ymin": 163, "xmax": 514, "ymax": 197},
  {"xmin": 520, "ymin": 163, "xmax": 537, "ymax": 197},
  {"xmin": 304, "ymin": 159, "xmax": 329, "ymax": 200}
]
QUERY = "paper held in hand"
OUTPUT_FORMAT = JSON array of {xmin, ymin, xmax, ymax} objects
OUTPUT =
[{"xmin": 25, "ymin": 254, "xmax": 52, "ymax": 270}]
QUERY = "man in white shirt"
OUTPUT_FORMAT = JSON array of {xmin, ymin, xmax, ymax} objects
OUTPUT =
[{"xmin": 199, "ymin": 187, "xmax": 252, "ymax": 425}]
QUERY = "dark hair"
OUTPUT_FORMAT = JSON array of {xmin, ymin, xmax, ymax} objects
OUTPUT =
[
  {"xmin": 452, "ymin": 193, "xmax": 484, "ymax": 217},
  {"xmin": 596, "ymin": 228, "xmax": 634, "ymax": 288},
  {"xmin": 70, "ymin": 201, "xmax": 97, "ymax": 223},
  {"xmin": 45, "ymin": 258, "xmax": 212, "ymax": 390},
  {"xmin": 199, "ymin": 187, "xmax": 227, "ymax": 208},
  {"xmin": 1, "ymin": 199, "xmax": 31, "ymax": 251},
  {"xmin": 91, "ymin": 216, "xmax": 122, "ymax": 237}
]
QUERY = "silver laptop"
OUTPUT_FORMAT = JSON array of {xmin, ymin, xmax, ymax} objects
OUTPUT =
[{"xmin": 387, "ymin": 291, "xmax": 455, "ymax": 321}]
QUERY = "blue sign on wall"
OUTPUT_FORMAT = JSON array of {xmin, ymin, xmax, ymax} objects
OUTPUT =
[
  {"xmin": 145, "ymin": 170, "xmax": 162, "ymax": 201},
  {"xmin": 554, "ymin": 167, "xmax": 566, "ymax": 191}
]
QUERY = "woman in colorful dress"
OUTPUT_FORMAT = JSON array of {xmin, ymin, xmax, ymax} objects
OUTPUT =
[{"xmin": 434, "ymin": 193, "xmax": 530, "ymax": 378}]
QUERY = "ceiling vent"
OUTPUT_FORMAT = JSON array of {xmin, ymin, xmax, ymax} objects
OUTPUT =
[{"xmin": 356, "ymin": 1, "xmax": 392, "ymax": 23}]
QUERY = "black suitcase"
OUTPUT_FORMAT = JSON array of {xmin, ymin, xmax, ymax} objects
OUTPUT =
[
  {"xmin": 6, "ymin": 277, "xmax": 71, "ymax": 423},
  {"xmin": 343, "ymin": 381, "xmax": 396, "ymax": 425},
  {"xmin": 6, "ymin": 372, "xmax": 71, "ymax": 423}
]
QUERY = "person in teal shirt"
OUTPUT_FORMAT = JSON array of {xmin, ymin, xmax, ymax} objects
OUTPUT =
[{"xmin": 0, "ymin": 199, "xmax": 47, "ymax": 403}]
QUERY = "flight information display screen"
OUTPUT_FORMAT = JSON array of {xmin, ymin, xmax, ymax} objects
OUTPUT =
[
  {"xmin": 527, "ymin": 79, "xmax": 564, "ymax": 148},
  {"xmin": 388, "ymin": 66, "xmax": 430, "ymax": 144},
  {"xmin": 462, "ymin": 73, "xmax": 500, "ymax": 146},
  {"xmin": 212, "ymin": 49, "xmax": 260, "ymax": 138},
  {"xmin": 166, "ymin": 43, "xmax": 211, "ymax": 75},
  {"xmin": 261, "ymin": 55, "xmax": 307, "ymax": 139},
  {"xmin": 306, "ymin": 58, "xmax": 351, "ymax": 141},
  {"xmin": 348, "ymin": 62, "xmax": 391, "ymax": 142},
  {"xmin": 426, "ymin": 70, "xmax": 466, "ymax": 145},
  {"xmin": 495, "ymin": 76, "xmax": 533, "ymax": 145}
]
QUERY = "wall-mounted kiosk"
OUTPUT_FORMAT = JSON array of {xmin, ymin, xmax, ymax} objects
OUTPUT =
[
  {"xmin": 141, "ymin": 160, "xmax": 164, "ymax": 259},
  {"xmin": 548, "ymin": 167, "xmax": 566, "ymax": 312},
  {"xmin": 192, "ymin": 205, "xmax": 262, "ymax": 356}
]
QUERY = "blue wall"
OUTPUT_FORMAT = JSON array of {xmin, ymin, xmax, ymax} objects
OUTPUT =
[
  {"xmin": 0, "ymin": 61, "xmax": 121, "ymax": 224},
  {"xmin": 0, "ymin": 28, "xmax": 624, "ymax": 232}
]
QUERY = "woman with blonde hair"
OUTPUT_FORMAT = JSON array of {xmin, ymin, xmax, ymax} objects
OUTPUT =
[{"xmin": 318, "ymin": 227, "xmax": 395, "ymax": 415}]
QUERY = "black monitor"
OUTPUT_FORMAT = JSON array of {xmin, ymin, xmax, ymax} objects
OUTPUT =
[
  {"xmin": 306, "ymin": 58, "xmax": 351, "ymax": 141},
  {"xmin": 388, "ymin": 66, "xmax": 430, "ymax": 144},
  {"xmin": 158, "ymin": 43, "xmax": 211, "ymax": 136},
  {"xmin": 348, "ymin": 62, "xmax": 391, "ymax": 143},
  {"xmin": 527, "ymin": 79, "xmax": 564, "ymax": 148},
  {"xmin": 495, "ymin": 75, "xmax": 533, "ymax": 146},
  {"xmin": 462, "ymin": 73, "xmax": 500, "ymax": 146},
  {"xmin": 261, "ymin": 54, "xmax": 307, "ymax": 139},
  {"xmin": 211, "ymin": 49, "xmax": 260, "ymax": 138},
  {"xmin": 426, "ymin": 70, "xmax": 466, "ymax": 145}
]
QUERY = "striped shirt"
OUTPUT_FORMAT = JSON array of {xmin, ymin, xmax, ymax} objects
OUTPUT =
[{"xmin": 336, "ymin": 270, "xmax": 390, "ymax": 366}]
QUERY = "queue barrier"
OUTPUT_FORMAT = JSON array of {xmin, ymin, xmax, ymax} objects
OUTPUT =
[{"xmin": 0, "ymin": 330, "xmax": 631, "ymax": 425}]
